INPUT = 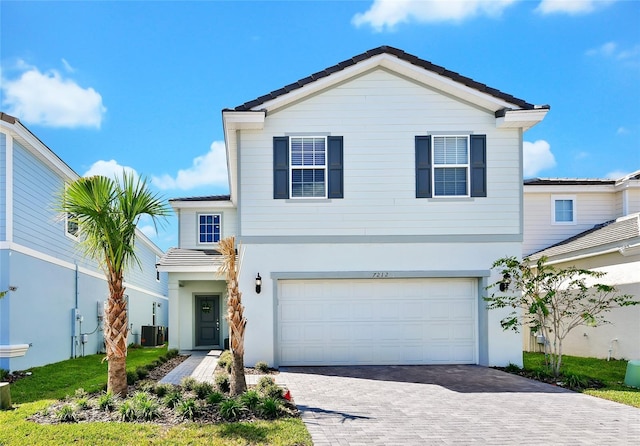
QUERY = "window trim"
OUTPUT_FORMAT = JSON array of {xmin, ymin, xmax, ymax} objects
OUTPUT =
[
  {"xmin": 432, "ymin": 135, "xmax": 470, "ymax": 198},
  {"xmin": 197, "ymin": 213, "xmax": 222, "ymax": 245},
  {"xmin": 551, "ymin": 195, "xmax": 576, "ymax": 225},
  {"xmin": 289, "ymin": 136, "xmax": 328, "ymax": 199}
]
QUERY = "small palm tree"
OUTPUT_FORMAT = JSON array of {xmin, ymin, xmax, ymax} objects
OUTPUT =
[
  {"xmin": 218, "ymin": 236, "xmax": 247, "ymax": 396},
  {"xmin": 58, "ymin": 173, "xmax": 170, "ymax": 396}
]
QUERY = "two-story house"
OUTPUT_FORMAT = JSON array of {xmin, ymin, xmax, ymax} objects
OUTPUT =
[
  {"xmin": 523, "ymin": 171, "xmax": 640, "ymax": 359},
  {"xmin": 158, "ymin": 46, "xmax": 549, "ymax": 367},
  {"xmin": 0, "ymin": 113, "xmax": 168, "ymax": 372}
]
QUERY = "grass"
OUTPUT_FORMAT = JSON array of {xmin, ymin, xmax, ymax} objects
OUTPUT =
[
  {"xmin": 523, "ymin": 352, "xmax": 640, "ymax": 408},
  {"xmin": 0, "ymin": 347, "xmax": 311, "ymax": 446}
]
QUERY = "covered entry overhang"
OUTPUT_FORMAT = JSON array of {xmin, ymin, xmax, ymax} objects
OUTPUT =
[{"xmin": 157, "ymin": 248, "xmax": 229, "ymax": 351}]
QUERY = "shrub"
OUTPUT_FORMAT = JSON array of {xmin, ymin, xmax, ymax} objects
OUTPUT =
[
  {"xmin": 239, "ymin": 390, "xmax": 261, "ymax": 411},
  {"xmin": 259, "ymin": 397, "xmax": 282, "ymax": 419},
  {"xmin": 136, "ymin": 366, "xmax": 149, "ymax": 379},
  {"xmin": 219, "ymin": 398, "xmax": 243, "ymax": 421},
  {"xmin": 163, "ymin": 389, "xmax": 183, "ymax": 409},
  {"xmin": 215, "ymin": 373, "xmax": 230, "ymax": 393},
  {"xmin": 75, "ymin": 397, "xmax": 89, "ymax": 410},
  {"xmin": 180, "ymin": 376, "xmax": 197, "ymax": 391},
  {"xmin": 126, "ymin": 370, "xmax": 139, "ymax": 385},
  {"xmin": 138, "ymin": 380, "xmax": 156, "ymax": 393},
  {"xmin": 217, "ymin": 350, "xmax": 232, "ymax": 373},
  {"xmin": 98, "ymin": 391, "xmax": 116, "ymax": 411},
  {"xmin": 206, "ymin": 391, "xmax": 225, "ymax": 406},
  {"xmin": 256, "ymin": 376, "xmax": 282, "ymax": 399},
  {"xmin": 504, "ymin": 363, "xmax": 522, "ymax": 373},
  {"xmin": 563, "ymin": 373, "xmax": 589, "ymax": 390},
  {"xmin": 194, "ymin": 381, "xmax": 214, "ymax": 399},
  {"xmin": 119, "ymin": 400, "xmax": 136, "ymax": 422},
  {"xmin": 254, "ymin": 361, "xmax": 270, "ymax": 373},
  {"xmin": 137, "ymin": 398, "xmax": 160, "ymax": 421},
  {"xmin": 154, "ymin": 383, "xmax": 173, "ymax": 398},
  {"xmin": 0, "ymin": 368, "xmax": 9, "ymax": 381},
  {"xmin": 166, "ymin": 349, "xmax": 179, "ymax": 359},
  {"xmin": 177, "ymin": 398, "xmax": 200, "ymax": 420},
  {"xmin": 74, "ymin": 388, "xmax": 88, "ymax": 399},
  {"xmin": 56, "ymin": 404, "xmax": 77, "ymax": 423}
]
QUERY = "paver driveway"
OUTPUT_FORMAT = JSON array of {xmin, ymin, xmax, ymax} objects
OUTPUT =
[{"xmin": 279, "ymin": 365, "xmax": 640, "ymax": 446}]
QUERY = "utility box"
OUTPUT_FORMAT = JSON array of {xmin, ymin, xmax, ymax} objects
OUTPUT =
[
  {"xmin": 157, "ymin": 326, "xmax": 166, "ymax": 345},
  {"xmin": 141, "ymin": 325, "xmax": 159, "ymax": 347}
]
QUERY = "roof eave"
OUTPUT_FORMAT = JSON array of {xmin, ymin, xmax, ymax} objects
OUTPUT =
[{"xmin": 496, "ymin": 107, "xmax": 550, "ymax": 131}]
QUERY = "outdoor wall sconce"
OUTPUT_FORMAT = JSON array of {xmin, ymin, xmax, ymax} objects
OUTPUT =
[
  {"xmin": 255, "ymin": 273, "xmax": 262, "ymax": 294},
  {"xmin": 499, "ymin": 272, "xmax": 511, "ymax": 292}
]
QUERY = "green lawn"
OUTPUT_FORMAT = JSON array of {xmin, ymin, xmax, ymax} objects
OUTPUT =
[
  {"xmin": 523, "ymin": 352, "xmax": 640, "ymax": 408},
  {"xmin": 0, "ymin": 347, "xmax": 311, "ymax": 446}
]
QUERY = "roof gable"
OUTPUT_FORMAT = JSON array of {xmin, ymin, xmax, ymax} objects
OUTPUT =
[{"xmin": 229, "ymin": 46, "xmax": 541, "ymax": 114}]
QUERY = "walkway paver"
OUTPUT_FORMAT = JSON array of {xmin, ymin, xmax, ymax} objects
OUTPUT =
[
  {"xmin": 159, "ymin": 350, "xmax": 221, "ymax": 385},
  {"xmin": 279, "ymin": 365, "xmax": 640, "ymax": 446}
]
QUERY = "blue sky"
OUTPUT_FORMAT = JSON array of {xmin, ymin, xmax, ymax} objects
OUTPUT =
[{"xmin": 1, "ymin": 0, "xmax": 639, "ymax": 251}]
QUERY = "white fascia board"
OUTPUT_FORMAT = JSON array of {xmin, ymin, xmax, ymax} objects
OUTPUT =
[
  {"xmin": 524, "ymin": 184, "xmax": 614, "ymax": 194},
  {"xmin": 0, "ymin": 120, "xmax": 78, "ymax": 181},
  {"xmin": 496, "ymin": 109, "xmax": 549, "ymax": 131},
  {"xmin": 255, "ymin": 53, "xmax": 519, "ymax": 114},
  {"xmin": 222, "ymin": 111, "xmax": 266, "ymax": 130},
  {"xmin": 156, "ymin": 265, "xmax": 222, "ymax": 273},
  {"xmin": 0, "ymin": 344, "xmax": 30, "ymax": 358},
  {"xmin": 169, "ymin": 200, "xmax": 235, "ymax": 210}
]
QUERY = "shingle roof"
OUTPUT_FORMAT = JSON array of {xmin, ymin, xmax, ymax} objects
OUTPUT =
[
  {"xmin": 524, "ymin": 178, "xmax": 616, "ymax": 186},
  {"xmin": 529, "ymin": 215, "xmax": 640, "ymax": 261},
  {"xmin": 157, "ymin": 248, "xmax": 225, "ymax": 269},
  {"xmin": 229, "ymin": 45, "xmax": 537, "ymax": 112},
  {"xmin": 169, "ymin": 195, "xmax": 231, "ymax": 202}
]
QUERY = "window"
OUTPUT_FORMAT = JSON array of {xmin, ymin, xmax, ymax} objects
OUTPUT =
[
  {"xmin": 553, "ymin": 197, "xmax": 575, "ymax": 224},
  {"xmin": 273, "ymin": 135, "xmax": 343, "ymax": 199},
  {"xmin": 416, "ymin": 134, "xmax": 486, "ymax": 198},
  {"xmin": 290, "ymin": 137, "xmax": 326, "ymax": 198},
  {"xmin": 198, "ymin": 214, "xmax": 221, "ymax": 243},
  {"xmin": 433, "ymin": 136, "xmax": 469, "ymax": 196},
  {"xmin": 66, "ymin": 212, "xmax": 79, "ymax": 238}
]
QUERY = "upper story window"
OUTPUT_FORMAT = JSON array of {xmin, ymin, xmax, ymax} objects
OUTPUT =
[
  {"xmin": 290, "ymin": 137, "xmax": 326, "ymax": 198},
  {"xmin": 433, "ymin": 136, "xmax": 469, "ymax": 197},
  {"xmin": 552, "ymin": 196, "xmax": 576, "ymax": 224},
  {"xmin": 415, "ymin": 134, "xmax": 486, "ymax": 199},
  {"xmin": 198, "ymin": 214, "xmax": 221, "ymax": 243},
  {"xmin": 66, "ymin": 212, "xmax": 79, "ymax": 238}
]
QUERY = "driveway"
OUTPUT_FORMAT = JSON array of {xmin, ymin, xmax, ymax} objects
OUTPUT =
[{"xmin": 279, "ymin": 365, "xmax": 640, "ymax": 446}]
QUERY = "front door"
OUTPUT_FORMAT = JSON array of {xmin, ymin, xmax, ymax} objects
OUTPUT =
[{"xmin": 195, "ymin": 295, "xmax": 220, "ymax": 347}]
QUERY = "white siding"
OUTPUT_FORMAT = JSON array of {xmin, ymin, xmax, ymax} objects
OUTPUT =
[
  {"xmin": 523, "ymin": 190, "xmax": 617, "ymax": 256},
  {"xmin": 238, "ymin": 69, "xmax": 522, "ymax": 238},
  {"xmin": 0, "ymin": 134, "xmax": 6, "ymax": 240},
  {"xmin": 627, "ymin": 188, "xmax": 640, "ymax": 215},
  {"xmin": 178, "ymin": 207, "xmax": 238, "ymax": 249}
]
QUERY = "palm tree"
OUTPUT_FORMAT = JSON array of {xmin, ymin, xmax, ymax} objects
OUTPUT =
[
  {"xmin": 218, "ymin": 236, "xmax": 247, "ymax": 395},
  {"xmin": 58, "ymin": 173, "xmax": 170, "ymax": 396}
]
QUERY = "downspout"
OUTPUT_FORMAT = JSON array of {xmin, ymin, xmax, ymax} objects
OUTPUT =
[{"xmin": 71, "ymin": 262, "xmax": 79, "ymax": 358}]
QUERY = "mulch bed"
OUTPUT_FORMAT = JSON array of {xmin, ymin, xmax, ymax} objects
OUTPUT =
[
  {"xmin": 25, "ymin": 354, "xmax": 296, "ymax": 426},
  {"xmin": 494, "ymin": 366, "xmax": 605, "ymax": 390}
]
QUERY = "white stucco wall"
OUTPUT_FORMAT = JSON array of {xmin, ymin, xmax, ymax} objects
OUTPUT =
[{"xmin": 237, "ymin": 241, "xmax": 523, "ymax": 368}]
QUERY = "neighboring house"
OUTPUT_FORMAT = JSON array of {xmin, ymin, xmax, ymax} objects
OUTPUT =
[
  {"xmin": 523, "ymin": 171, "xmax": 640, "ymax": 360},
  {"xmin": 158, "ymin": 46, "xmax": 549, "ymax": 367},
  {"xmin": 0, "ymin": 113, "xmax": 168, "ymax": 372}
]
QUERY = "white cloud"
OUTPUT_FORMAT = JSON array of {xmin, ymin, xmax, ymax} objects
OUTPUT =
[
  {"xmin": 616, "ymin": 127, "xmax": 629, "ymax": 135},
  {"xmin": 536, "ymin": 0, "xmax": 616, "ymax": 15},
  {"xmin": 83, "ymin": 159, "xmax": 139, "ymax": 179},
  {"xmin": 604, "ymin": 170, "xmax": 629, "ymax": 180},
  {"xmin": 352, "ymin": 0, "xmax": 517, "ymax": 31},
  {"xmin": 152, "ymin": 141, "xmax": 228, "ymax": 190},
  {"xmin": 523, "ymin": 140, "xmax": 556, "ymax": 178},
  {"xmin": 586, "ymin": 41, "xmax": 640, "ymax": 61},
  {"xmin": 138, "ymin": 224, "xmax": 157, "ymax": 239},
  {"xmin": 1, "ymin": 62, "xmax": 106, "ymax": 128}
]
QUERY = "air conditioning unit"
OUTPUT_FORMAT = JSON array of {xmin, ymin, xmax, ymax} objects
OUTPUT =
[{"xmin": 141, "ymin": 325, "xmax": 159, "ymax": 347}]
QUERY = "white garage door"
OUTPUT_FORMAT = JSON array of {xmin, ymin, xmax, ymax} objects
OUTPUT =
[{"xmin": 278, "ymin": 278, "xmax": 477, "ymax": 366}]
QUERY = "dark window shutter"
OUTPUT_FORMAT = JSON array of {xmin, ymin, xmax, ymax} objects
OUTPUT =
[
  {"xmin": 327, "ymin": 136, "xmax": 344, "ymax": 199},
  {"xmin": 470, "ymin": 134, "xmax": 487, "ymax": 197},
  {"xmin": 273, "ymin": 136, "xmax": 289, "ymax": 199},
  {"xmin": 415, "ymin": 136, "xmax": 432, "ymax": 198}
]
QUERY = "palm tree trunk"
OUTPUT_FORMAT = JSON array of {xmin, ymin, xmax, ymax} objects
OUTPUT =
[
  {"xmin": 104, "ymin": 276, "xmax": 129, "ymax": 397},
  {"xmin": 228, "ymin": 275, "xmax": 247, "ymax": 396}
]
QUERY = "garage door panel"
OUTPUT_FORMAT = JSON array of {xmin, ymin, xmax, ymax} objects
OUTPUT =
[{"xmin": 278, "ymin": 278, "xmax": 477, "ymax": 366}]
